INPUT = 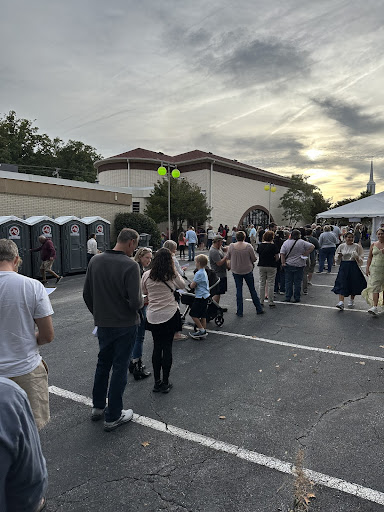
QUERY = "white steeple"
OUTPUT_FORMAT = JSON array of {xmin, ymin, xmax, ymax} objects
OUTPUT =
[{"xmin": 367, "ymin": 160, "xmax": 376, "ymax": 194}]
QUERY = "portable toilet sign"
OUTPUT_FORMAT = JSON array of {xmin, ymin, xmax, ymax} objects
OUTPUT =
[
  {"xmin": 70, "ymin": 224, "xmax": 80, "ymax": 236},
  {"xmin": 9, "ymin": 225, "xmax": 20, "ymax": 239},
  {"xmin": 0, "ymin": 216, "xmax": 32, "ymax": 277},
  {"xmin": 26, "ymin": 216, "xmax": 62, "ymax": 279},
  {"xmin": 81, "ymin": 216, "xmax": 110, "ymax": 252},
  {"xmin": 55, "ymin": 216, "xmax": 86, "ymax": 275}
]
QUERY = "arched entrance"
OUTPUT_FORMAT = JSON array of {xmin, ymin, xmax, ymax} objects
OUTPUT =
[{"xmin": 238, "ymin": 205, "xmax": 273, "ymax": 228}]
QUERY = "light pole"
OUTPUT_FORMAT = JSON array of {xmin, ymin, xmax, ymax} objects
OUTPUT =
[
  {"xmin": 157, "ymin": 164, "xmax": 180, "ymax": 239},
  {"xmin": 264, "ymin": 183, "xmax": 276, "ymax": 225}
]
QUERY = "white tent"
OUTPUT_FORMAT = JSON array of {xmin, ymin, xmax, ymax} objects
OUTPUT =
[{"xmin": 317, "ymin": 192, "xmax": 384, "ymax": 242}]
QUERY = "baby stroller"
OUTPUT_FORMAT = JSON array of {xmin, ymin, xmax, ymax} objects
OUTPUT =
[{"xmin": 180, "ymin": 267, "xmax": 225, "ymax": 327}]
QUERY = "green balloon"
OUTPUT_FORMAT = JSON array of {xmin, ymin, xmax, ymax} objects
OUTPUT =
[
  {"xmin": 172, "ymin": 169, "xmax": 180, "ymax": 178},
  {"xmin": 158, "ymin": 166, "xmax": 167, "ymax": 176}
]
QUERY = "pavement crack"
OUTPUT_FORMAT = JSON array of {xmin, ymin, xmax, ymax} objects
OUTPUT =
[{"xmin": 296, "ymin": 392, "xmax": 384, "ymax": 447}]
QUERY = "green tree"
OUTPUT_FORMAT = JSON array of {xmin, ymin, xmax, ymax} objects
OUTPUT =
[
  {"xmin": 0, "ymin": 110, "xmax": 101, "ymax": 182},
  {"xmin": 279, "ymin": 174, "xmax": 317, "ymax": 225},
  {"xmin": 308, "ymin": 191, "xmax": 332, "ymax": 221},
  {"xmin": 144, "ymin": 177, "xmax": 211, "ymax": 235},
  {"xmin": 114, "ymin": 212, "xmax": 161, "ymax": 249},
  {"xmin": 332, "ymin": 190, "xmax": 372, "ymax": 209}
]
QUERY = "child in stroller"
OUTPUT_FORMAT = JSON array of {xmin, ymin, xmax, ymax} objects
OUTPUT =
[{"xmin": 180, "ymin": 265, "xmax": 225, "ymax": 331}]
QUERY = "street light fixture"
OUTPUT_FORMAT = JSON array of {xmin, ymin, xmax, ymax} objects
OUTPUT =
[
  {"xmin": 157, "ymin": 164, "xmax": 180, "ymax": 239},
  {"xmin": 264, "ymin": 183, "xmax": 276, "ymax": 225}
]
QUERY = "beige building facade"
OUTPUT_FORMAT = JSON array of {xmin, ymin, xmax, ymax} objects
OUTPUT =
[
  {"xmin": 0, "ymin": 170, "xmax": 132, "ymax": 237},
  {"xmin": 95, "ymin": 148, "xmax": 291, "ymax": 229}
]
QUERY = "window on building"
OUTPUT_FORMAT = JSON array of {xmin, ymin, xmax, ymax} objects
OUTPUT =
[
  {"xmin": 132, "ymin": 202, "xmax": 140, "ymax": 213},
  {"xmin": 242, "ymin": 208, "xmax": 269, "ymax": 227}
]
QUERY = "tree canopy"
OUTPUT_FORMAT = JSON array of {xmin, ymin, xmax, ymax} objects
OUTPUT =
[
  {"xmin": 144, "ymin": 177, "xmax": 211, "ymax": 235},
  {"xmin": 0, "ymin": 110, "xmax": 101, "ymax": 182},
  {"xmin": 114, "ymin": 212, "xmax": 161, "ymax": 249},
  {"xmin": 331, "ymin": 190, "xmax": 372, "ymax": 209},
  {"xmin": 279, "ymin": 174, "xmax": 330, "ymax": 225}
]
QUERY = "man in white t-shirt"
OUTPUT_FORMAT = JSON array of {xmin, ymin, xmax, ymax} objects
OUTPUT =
[
  {"xmin": 87, "ymin": 233, "xmax": 98, "ymax": 265},
  {"xmin": 0, "ymin": 239, "xmax": 54, "ymax": 429}
]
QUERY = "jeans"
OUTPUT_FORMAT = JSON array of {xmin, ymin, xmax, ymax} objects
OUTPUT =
[
  {"xmin": 259, "ymin": 267, "xmax": 277, "ymax": 304},
  {"xmin": 188, "ymin": 243, "xmax": 196, "ymax": 260},
  {"xmin": 93, "ymin": 325, "xmax": 137, "ymax": 422},
  {"xmin": 318, "ymin": 247, "xmax": 336, "ymax": 273},
  {"xmin": 131, "ymin": 306, "xmax": 147, "ymax": 360},
  {"xmin": 233, "ymin": 271, "xmax": 263, "ymax": 315},
  {"xmin": 274, "ymin": 267, "xmax": 285, "ymax": 293},
  {"xmin": 284, "ymin": 265, "xmax": 304, "ymax": 301}
]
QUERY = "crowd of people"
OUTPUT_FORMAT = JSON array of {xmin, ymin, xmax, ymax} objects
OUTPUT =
[{"xmin": 1, "ymin": 218, "xmax": 384, "ymax": 509}]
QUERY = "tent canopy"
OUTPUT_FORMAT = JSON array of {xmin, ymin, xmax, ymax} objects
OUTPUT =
[{"xmin": 317, "ymin": 192, "xmax": 384, "ymax": 219}]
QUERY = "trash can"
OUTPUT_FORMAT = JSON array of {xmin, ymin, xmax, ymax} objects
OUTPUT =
[
  {"xmin": 81, "ymin": 216, "xmax": 111, "ymax": 252},
  {"xmin": 26, "ymin": 216, "xmax": 62, "ymax": 280},
  {"xmin": 55, "ymin": 216, "xmax": 87, "ymax": 275},
  {"xmin": 139, "ymin": 233, "xmax": 151, "ymax": 247},
  {"xmin": 0, "ymin": 216, "xmax": 32, "ymax": 277}
]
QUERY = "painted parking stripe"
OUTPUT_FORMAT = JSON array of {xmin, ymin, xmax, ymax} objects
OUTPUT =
[
  {"xmin": 246, "ymin": 299, "xmax": 367, "ymax": 313},
  {"xmin": 48, "ymin": 385, "xmax": 384, "ymax": 506},
  {"xmin": 187, "ymin": 326, "xmax": 384, "ymax": 362}
]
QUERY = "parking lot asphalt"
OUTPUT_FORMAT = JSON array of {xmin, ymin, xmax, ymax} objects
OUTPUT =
[{"xmin": 39, "ymin": 255, "xmax": 384, "ymax": 511}]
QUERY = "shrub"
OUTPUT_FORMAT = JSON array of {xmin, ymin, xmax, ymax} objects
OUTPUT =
[{"xmin": 114, "ymin": 213, "xmax": 161, "ymax": 249}]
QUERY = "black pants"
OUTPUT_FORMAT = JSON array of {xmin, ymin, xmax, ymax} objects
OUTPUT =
[
  {"xmin": 179, "ymin": 245, "xmax": 185, "ymax": 258},
  {"xmin": 150, "ymin": 315, "xmax": 179, "ymax": 383}
]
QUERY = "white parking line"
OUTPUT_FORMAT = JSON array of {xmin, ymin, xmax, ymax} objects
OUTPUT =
[
  {"xmin": 196, "ymin": 327, "xmax": 384, "ymax": 362},
  {"xmin": 246, "ymin": 299, "xmax": 367, "ymax": 313},
  {"xmin": 48, "ymin": 385, "xmax": 384, "ymax": 506}
]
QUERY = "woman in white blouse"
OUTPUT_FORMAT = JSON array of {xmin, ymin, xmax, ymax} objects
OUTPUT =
[
  {"xmin": 142, "ymin": 248, "xmax": 185, "ymax": 393},
  {"xmin": 332, "ymin": 231, "xmax": 365, "ymax": 310}
]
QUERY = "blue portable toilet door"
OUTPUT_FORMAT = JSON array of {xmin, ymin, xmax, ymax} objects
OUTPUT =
[
  {"xmin": 94, "ymin": 221, "xmax": 110, "ymax": 252},
  {"xmin": 6, "ymin": 221, "xmax": 32, "ymax": 277},
  {"xmin": 64, "ymin": 221, "xmax": 87, "ymax": 273}
]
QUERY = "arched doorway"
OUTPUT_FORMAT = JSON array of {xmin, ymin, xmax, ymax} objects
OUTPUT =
[{"xmin": 238, "ymin": 205, "xmax": 273, "ymax": 228}]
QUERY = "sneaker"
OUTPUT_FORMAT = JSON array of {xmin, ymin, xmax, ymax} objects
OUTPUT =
[
  {"xmin": 293, "ymin": 299, "xmax": 301, "ymax": 303},
  {"xmin": 104, "ymin": 409, "xmax": 133, "ymax": 432},
  {"xmin": 257, "ymin": 309, "xmax": 265, "ymax": 314},
  {"xmin": 56, "ymin": 276, "xmax": 63, "ymax": 284},
  {"xmin": 160, "ymin": 381, "xmax": 173, "ymax": 393},
  {"xmin": 236, "ymin": 312, "xmax": 243, "ymax": 317},
  {"xmin": 153, "ymin": 380, "xmax": 163, "ymax": 392},
  {"xmin": 91, "ymin": 407, "xmax": 105, "ymax": 421},
  {"xmin": 173, "ymin": 333, "xmax": 188, "ymax": 340},
  {"xmin": 347, "ymin": 299, "xmax": 354, "ymax": 307},
  {"xmin": 336, "ymin": 301, "xmax": 344, "ymax": 310},
  {"xmin": 278, "ymin": 291, "xmax": 285, "ymax": 295},
  {"xmin": 189, "ymin": 329, "xmax": 207, "ymax": 339},
  {"xmin": 368, "ymin": 306, "xmax": 379, "ymax": 316},
  {"xmin": 269, "ymin": 303, "xmax": 276, "ymax": 307}
]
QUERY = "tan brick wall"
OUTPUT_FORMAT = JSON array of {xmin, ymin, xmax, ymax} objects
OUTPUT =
[{"xmin": 0, "ymin": 193, "xmax": 132, "ymax": 238}]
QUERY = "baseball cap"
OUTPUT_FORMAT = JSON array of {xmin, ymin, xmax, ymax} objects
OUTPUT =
[{"xmin": 213, "ymin": 235, "xmax": 224, "ymax": 242}]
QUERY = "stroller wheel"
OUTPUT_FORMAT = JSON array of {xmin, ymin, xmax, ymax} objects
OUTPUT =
[{"xmin": 215, "ymin": 316, "xmax": 224, "ymax": 327}]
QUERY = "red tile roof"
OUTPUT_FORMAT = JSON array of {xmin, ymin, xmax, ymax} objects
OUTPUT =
[{"xmin": 109, "ymin": 148, "xmax": 277, "ymax": 177}]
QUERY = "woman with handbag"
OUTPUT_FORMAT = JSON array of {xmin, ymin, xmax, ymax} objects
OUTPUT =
[
  {"xmin": 332, "ymin": 232, "xmax": 365, "ymax": 310},
  {"xmin": 141, "ymin": 248, "xmax": 185, "ymax": 393}
]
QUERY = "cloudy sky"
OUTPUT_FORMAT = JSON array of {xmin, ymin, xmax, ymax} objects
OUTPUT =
[{"xmin": 2, "ymin": 0, "xmax": 384, "ymax": 201}]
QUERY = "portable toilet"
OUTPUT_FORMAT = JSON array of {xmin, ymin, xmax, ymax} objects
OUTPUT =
[
  {"xmin": 26, "ymin": 216, "xmax": 62, "ymax": 279},
  {"xmin": 81, "ymin": 216, "xmax": 111, "ymax": 252},
  {"xmin": 55, "ymin": 216, "xmax": 87, "ymax": 275},
  {"xmin": 0, "ymin": 216, "xmax": 32, "ymax": 277}
]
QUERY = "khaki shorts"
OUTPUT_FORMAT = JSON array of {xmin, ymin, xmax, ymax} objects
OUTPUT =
[
  {"xmin": 10, "ymin": 360, "xmax": 50, "ymax": 430},
  {"xmin": 40, "ymin": 260, "xmax": 53, "ymax": 271}
]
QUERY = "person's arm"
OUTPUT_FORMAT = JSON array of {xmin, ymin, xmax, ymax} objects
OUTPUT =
[
  {"xmin": 335, "ymin": 243, "xmax": 343, "ymax": 264},
  {"xmin": 302, "ymin": 242, "xmax": 315, "ymax": 256},
  {"xmin": 366, "ymin": 244, "xmax": 374, "ymax": 275},
  {"xmin": 30, "ymin": 245, "xmax": 42, "ymax": 253},
  {"xmin": 211, "ymin": 250, "xmax": 227, "ymax": 267},
  {"xmin": 354, "ymin": 244, "xmax": 364, "ymax": 266},
  {"xmin": 318, "ymin": 234, "xmax": 323, "ymax": 248},
  {"xmin": 174, "ymin": 274, "xmax": 186, "ymax": 290},
  {"xmin": 126, "ymin": 264, "xmax": 144, "ymax": 311},
  {"xmin": 173, "ymin": 257, "xmax": 184, "ymax": 276},
  {"xmin": 34, "ymin": 316, "xmax": 54, "ymax": 345},
  {"xmin": 83, "ymin": 271, "xmax": 93, "ymax": 314},
  {"xmin": 249, "ymin": 245, "xmax": 257, "ymax": 263}
]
